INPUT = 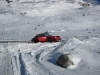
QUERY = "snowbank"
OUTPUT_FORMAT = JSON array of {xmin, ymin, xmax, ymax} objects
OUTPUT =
[{"xmin": 0, "ymin": 37, "xmax": 99, "ymax": 75}]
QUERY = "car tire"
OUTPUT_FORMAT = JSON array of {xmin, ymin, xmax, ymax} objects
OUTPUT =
[
  {"xmin": 34, "ymin": 39, "xmax": 39, "ymax": 43},
  {"xmin": 48, "ymin": 38, "xmax": 53, "ymax": 42}
]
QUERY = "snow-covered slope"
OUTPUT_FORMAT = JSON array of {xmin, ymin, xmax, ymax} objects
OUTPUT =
[
  {"xmin": 0, "ymin": 0, "xmax": 100, "ymax": 75},
  {"xmin": 0, "ymin": 37, "xmax": 100, "ymax": 75},
  {"xmin": 0, "ymin": 0, "xmax": 100, "ymax": 40}
]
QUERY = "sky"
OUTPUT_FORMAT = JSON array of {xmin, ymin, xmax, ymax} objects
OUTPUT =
[{"xmin": 84, "ymin": 0, "xmax": 100, "ymax": 5}]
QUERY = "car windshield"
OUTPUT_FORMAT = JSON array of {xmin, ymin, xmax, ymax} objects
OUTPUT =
[
  {"xmin": 36, "ymin": 32, "xmax": 50, "ymax": 36},
  {"xmin": 44, "ymin": 32, "xmax": 50, "ymax": 36}
]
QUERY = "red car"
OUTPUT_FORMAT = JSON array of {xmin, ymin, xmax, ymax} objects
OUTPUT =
[{"xmin": 31, "ymin": 32, "xmax": 61, "ymax": 43}]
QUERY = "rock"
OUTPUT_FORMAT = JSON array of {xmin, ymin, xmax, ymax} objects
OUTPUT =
[
  {"xmin": 79, "ymin": 2, "xmax": 90, "ymax": 7},
  {"xmin": 6, "ymin": 0, "xmax": 12, "ymax": 3},
  {"xmin": 57, "ymin": 54, "xmax": 74, "ymax": 68}
]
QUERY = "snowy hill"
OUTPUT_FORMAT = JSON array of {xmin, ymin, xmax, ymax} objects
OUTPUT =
[
  {"xmin": 0, "ymin": 0, "xmax": 100, "ymax": 75},
  {"xmin": 1, "ymin": 0, "xmax": 99, "ymax": 40}
]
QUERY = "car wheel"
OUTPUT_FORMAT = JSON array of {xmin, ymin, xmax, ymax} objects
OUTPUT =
[
  {"xmin": 48, "ymin": 38, "xmax": 53, "ymax": 42},
  {"xmin": 34, "ymin": 39, "xmax": 39, "ymax": 43}
]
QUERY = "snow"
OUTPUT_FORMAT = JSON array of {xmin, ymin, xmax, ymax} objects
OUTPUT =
[
  {"xmin": 0, "ymin": 0, "xmax": 100, "ymax": 75},
  {"xmin": 68, "ymin": 56, "xmax": 81, "ymax": 69}
]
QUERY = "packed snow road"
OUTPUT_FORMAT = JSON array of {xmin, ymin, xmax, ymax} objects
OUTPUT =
[
  {"xmin": 0, "ymin": 37, "xmax": 100, "ymax": 75},
  {"xmin": 0, "ymin": 41, "xmax": 32, "ymax": 43},
  {"xmin": 0, "ymin": 43, "xmax": 13, "ymax": 75}
]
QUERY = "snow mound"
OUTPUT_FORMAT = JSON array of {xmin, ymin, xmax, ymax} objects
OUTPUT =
[{"xmin": 68, "ymin": 55, "xmax": 81, "ymax": 69}]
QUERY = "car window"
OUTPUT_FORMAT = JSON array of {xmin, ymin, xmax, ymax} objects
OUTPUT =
[
  {"xmin": 41, "ymin": 34, "xmax": 45, "ymax": 36},
  {"xmin": 44, "ymin": 32, "xmax": 50, "ymax": 36},
  {"xmin": 36, "ymin": 32, "xmax": 50, "ymax": 36}
]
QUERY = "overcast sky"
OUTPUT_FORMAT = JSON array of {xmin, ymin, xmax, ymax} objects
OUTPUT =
[{"xmin": 83, "ymin": 0, "xmax": 100, "ymax": 5}]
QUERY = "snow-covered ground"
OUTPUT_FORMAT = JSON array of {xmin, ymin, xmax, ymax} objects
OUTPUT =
[{"xmin": 0, "ymin": 0, "xmax": 100, "ymax": 75}]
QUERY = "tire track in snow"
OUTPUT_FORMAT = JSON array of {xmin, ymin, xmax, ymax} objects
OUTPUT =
[
  {"xmin": 21, "ymin": 43, "xmax": 60, "ymax": 75},
  {"xmin": 7, "ymin": 43, "xmax": 44, "ymax": 75},
  {"xmin": 0, "ymin": 43, "xmax": 13, "ymax": 75},
  {"xmin": 34, "ymin": 42, "xmax": 63, "ymax": 75},
  {"xmin": 19, "ymin": 53, "xmax": 26, "ymax": 75}
]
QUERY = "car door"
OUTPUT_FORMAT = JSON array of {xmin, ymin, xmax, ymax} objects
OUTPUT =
[{"xmin": 38, "ymin": 34, "xmax": 47, "ymax": 42}]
